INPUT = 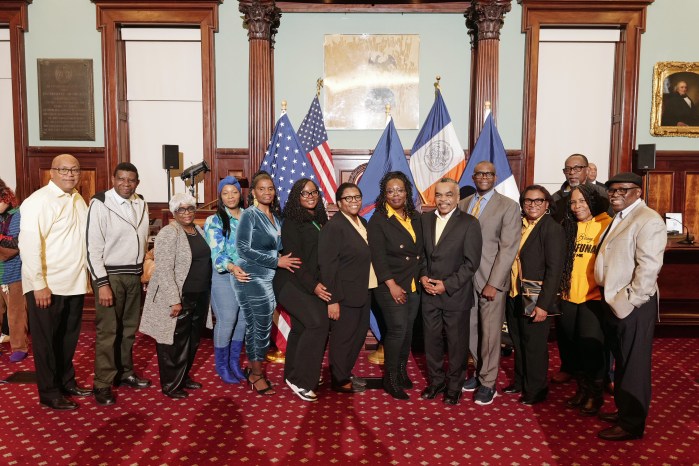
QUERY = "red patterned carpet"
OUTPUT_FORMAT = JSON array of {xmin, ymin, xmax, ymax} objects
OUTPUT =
[{"xmin": 0, "ymin": 333, "xmax": 697, "ymax": 465}]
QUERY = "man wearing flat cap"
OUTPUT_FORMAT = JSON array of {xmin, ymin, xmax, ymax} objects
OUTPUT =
[{"xmin": 594, "ymin": 172, "xmax": 666, "ymax": 441}]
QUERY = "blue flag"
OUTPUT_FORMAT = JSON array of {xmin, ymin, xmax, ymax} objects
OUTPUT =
[
  {"xmin": 358, "ymin": 118, "xmax": 419, "ymax": 219},
  {"xmin": 260, "ymin": 113, "xmax": 314, "ymax": 209},
  {"xmin": 458, "ymin": 114, "xmax": 519, "ymax": 203}
]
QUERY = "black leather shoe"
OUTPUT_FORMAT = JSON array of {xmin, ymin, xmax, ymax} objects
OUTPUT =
[
  {"xmin": 598, "ymin": 410, "xmax": 619, "ymax": 424},
  {"xmin": 443, "ymin": 390, "xmax": 461, "ymax": 405},
  {"xmin": 63, "ymin": 385, "xmax": 92, "ymax": 397},
  {"xmin": 93, "ymin": 387, "xmax": 116, "ymax": 406},
  {"xmin": 41, "ymin": 396, "xmax": 79, "ymax": 411},
  {"xmin": 120, "ymin": 375, "xmax": 152, "ymax": 389},
  {"xmin": 597, "ymin": 425, "xmax": 642, "ymax": 441},
  {"xmin": 421, "ymin": 383, "xmax": 447, "ymax": 400},
  {"xmin": 164, "ymin": 389, "xmax": 189, "ymax": 399},
  {"xmin": 184, "ymin": 379, "xmax": 202, "ymax": 390},
  {"xmin": 502, "ymin": 384, "xmax": 522, "ymax": 395},
  {"xmin": 332, "ymin": 382, "xmax": 366, "ymax": 393},
  {"xmin": 519, "ymin": 389, "xmax": 547, "ymax": 405}
]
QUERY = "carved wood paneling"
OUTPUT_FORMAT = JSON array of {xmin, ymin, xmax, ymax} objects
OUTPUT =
[
  {"xmin": 684, "ymin": 173, "xmax": 699, "ymax": 239},
  {"xmin": 519, "ymin": 0, "xmax": 654, "ymax": 185},
  {"xmin": 26, "ymin": 146, "xmax": 108, "ymax": 202},
  {"xmin": 646, "ymin": 172, "xmax": 673, "ymax": 217},
  {"xmin": 276, "ymin": 2, "xmax": 470, "ymax": 13},
  {"xmin": 0, "ymin": 1, "xmax": 31, "ymax": 200}
]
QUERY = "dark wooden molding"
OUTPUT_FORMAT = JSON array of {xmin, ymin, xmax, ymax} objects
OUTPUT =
[
  {"xmin": 92, "ymin": 0, "xmax": 221, "ymax": 203},
  {"xmin": 0, "ymin": 1, "xmax": 31, "ymax": 200},
  {"xmin": 466, "ymin": 0, "xmax": 512, "ymax": 150},
  {"xmin": 276, "ymin": 1, "xmax": 470, "ymax": 13},
  {"xmin": 518, "ymin": 0, "xmax": 654, "ymax": 186}
]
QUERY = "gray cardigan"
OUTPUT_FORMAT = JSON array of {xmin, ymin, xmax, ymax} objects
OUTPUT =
[{"xmin": 139, "ymin": 222, "xmax": 212, "ymax": 344}]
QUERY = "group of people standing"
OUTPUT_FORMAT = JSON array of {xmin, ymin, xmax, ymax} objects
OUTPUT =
[{"xmin": 6, "ymin": 151, "xmax": 665, "ymax": 443}]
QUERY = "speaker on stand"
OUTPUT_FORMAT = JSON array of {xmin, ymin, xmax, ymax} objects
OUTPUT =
[
  {"xmin": 635, "ymin": 144, "xmax": 656, "ymax": 201},
  {"xmin": 162, "ymin": 145, "xmax": 180, "ymax": 200}
]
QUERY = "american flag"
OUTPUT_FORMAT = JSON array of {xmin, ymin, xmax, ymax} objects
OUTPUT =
[
  {"xmin": 260, "ymin": 113, "xmax": 313, "ymax": 209},
  {"xmin": 297, "ymin": 96, "xmax": 338, "ymax": 204}
]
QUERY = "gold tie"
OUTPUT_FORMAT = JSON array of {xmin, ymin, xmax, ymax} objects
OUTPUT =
[{"xmin": 471, "ymin": 197, "xmax": 483, "ymax": 219}]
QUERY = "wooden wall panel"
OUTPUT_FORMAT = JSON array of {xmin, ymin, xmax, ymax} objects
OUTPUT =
[
  {"xmin": 684, "ymin": 173, "xmax": 699, "ymax": 239},
  {"xmin": 646, "ymin": 172, "xmax": 673, "ymax": 216}
]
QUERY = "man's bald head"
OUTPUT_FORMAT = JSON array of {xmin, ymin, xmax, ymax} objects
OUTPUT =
[{"xmin": 50, "ymin": 154, "xmax": 81, "ymax": 193}]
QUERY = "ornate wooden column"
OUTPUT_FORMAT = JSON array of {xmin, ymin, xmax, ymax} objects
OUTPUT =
[
  {"xmin": 465, "ymin": 0, "xmax": 511, "ymax": 151},
  {"xmin": 239, "ymin": 0, "xmax": 280, "ymax": 173}
]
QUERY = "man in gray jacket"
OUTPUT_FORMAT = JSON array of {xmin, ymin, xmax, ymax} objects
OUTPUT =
[{"xmin": 87, "ymin": 162, "xmax": 151, "ymax": 405}]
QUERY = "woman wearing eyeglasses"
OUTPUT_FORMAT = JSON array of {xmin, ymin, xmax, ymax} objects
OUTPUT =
[
  {"xmin": 273, "ymin": 178, "xmax": 330, "ymax": 402},
  {"xmin": 504, "ymin": 185, "xmax": 565, "ymax": 405},
  {"xmin": 367, "ymin": 171, "xmax": 423, "ymax": 400},
  {"xmin": 140, "ymin": 193, "xmax": 212, "ymax": 399},
  {"xmin": 558, "ymin": 184, "xmax": 612, "ymax": 415},
  {"xmin": 319, "ymin": 183, "xmax": 376, "ymax": 393},
  {"xmin": 233, "ymin": 171, "xmax": 301, "ymax": 396}
]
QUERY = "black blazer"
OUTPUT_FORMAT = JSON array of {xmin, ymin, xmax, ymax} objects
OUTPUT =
[
  {"xmin": 518, "ymin": 214, "xmax": 565, "ymax": 313},
  {"xmin": 420, "ymin": 209, "xmax": 482, "ymax": 311},
  {"xmin": 367, "ymin": 210, "xmax": 423, "ymax": 293},
  {"xmin": 273, "ymin": 218, "xmax": 321, "ymax": 296},
  {"xmin": 318, "ymin": 213, "xmax": 371, "ymax": 308}
]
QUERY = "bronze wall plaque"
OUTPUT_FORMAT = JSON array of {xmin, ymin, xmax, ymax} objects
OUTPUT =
[{"xmin": 38, "ymin": 59, "xmax": 95, "ymax": 141}]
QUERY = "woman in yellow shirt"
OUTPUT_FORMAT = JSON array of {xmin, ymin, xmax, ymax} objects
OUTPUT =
[{"xmin": 559, "ymin": 184, "xmax": 612, "ymax": 416}]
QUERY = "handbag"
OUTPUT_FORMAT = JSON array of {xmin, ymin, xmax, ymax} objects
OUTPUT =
[{"xmin": 517, "ymin": 256, "xmax": 546, "ymax": 317}]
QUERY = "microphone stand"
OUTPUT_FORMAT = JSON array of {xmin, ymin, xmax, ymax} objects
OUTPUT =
[{"xmin": 665, "ymin": 215, "xmax": 695, "ymax": 245}]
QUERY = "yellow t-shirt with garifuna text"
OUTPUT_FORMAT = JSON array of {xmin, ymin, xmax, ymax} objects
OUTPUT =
[{"xmin": 568, "ymin": 212, "xmax": 613, "ymax": 304}]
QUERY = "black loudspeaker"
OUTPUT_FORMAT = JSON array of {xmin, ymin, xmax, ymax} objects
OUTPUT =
[
  {"xmin": 162, "ymin": 145, "xmax": 179, "ymax": 170},
  {"xmin": 636, "ymin": 144, "xmax": 656, "ymax": 170}
]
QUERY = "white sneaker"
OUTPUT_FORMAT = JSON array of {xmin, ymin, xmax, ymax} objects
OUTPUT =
[{"xmin": 294, "ymin": 387, "xmax": 318, "ymax": 402}]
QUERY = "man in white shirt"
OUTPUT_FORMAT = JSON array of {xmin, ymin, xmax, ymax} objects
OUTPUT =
[{"xmin": 19, "ymin": 154, "xmax": 91, "ymax": 410}]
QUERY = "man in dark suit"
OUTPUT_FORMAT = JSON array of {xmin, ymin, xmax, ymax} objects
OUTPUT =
[
  {"xmin": 662, "ymin": 80, "xmax": 699, "ymax": 126},
  {"xmin": 587, "ymin": 163, "xmax": 606, "ymax": 187},
  {"xmin": 420, "ymin": 178, "xmax": 482, "ymax": 405},
  {"xmin": 594, "ymin": 172, "xmax": 666, "ymax": 441},
  {"xmin": 458, "ymin": 162, "xmax": 520, "ymax": 405}
]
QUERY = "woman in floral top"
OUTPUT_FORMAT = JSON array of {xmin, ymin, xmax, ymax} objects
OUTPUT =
[{"xmin": 204, "ymin": 176, "xmax": 249, "ymax": 383}]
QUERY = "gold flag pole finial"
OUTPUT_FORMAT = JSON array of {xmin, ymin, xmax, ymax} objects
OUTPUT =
[
  {"xmin": 434, "ymin": 75, "xmax": 441, "ymax": 96},
  {"xmin": 281, "ymin": 99, "xmax": 288, "ymax": 114},
  {"xmin": 484, "ymin": 101, "xmax": 492, "ymax": 122},
  {"xmin": 385, "ymin": 103, "xmax": 391, "ymax": 117},
  {"xmin": 316, "ymin": 78, "xmax": 324, "ymax": 97}
]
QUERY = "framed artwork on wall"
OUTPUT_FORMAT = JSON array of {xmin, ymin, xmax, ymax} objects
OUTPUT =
[
  {"xmin": 323, "ymin": 34, "xmax": 419, "ymax": 130},
  {"xmin": 651, "ymin": 61, "xmax": 699, "ymax": 137}
]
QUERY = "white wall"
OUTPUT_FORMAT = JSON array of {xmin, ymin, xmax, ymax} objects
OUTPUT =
[{"xmin": 0, "ymin": 29, "xmax": 16, "ymax": 190}]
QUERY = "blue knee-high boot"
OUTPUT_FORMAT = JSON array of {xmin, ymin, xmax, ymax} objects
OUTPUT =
[
  {"xmin": 229, "ymin": 340, "xmax": 246, "ymax": 382},
  {"xmin": 215, "ymin": 346, "xmax": 239, "ymax": 384}
]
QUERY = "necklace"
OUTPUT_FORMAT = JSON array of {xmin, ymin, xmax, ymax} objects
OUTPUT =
[{"xmin": 183, "ymin": 226, "xmax": 197, "ymax": 236}]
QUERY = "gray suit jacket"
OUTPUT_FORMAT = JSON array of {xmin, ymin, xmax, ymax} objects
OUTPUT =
[
  {"xmin": 139, "ymin": 222, "xmax": 212, "ymax": 344},
  {"xmin": 458, "ymin": 191, "xmax": 521, "ymax": 293},
  {"xmin": 594, "ymin": 201, "xmax": 666, "ymax": 319}
]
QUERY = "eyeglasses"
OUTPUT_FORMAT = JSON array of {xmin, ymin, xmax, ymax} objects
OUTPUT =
[
  {"xmin": 300, "ymin": 190, "xmax": 320, "ymax": 198},
  {"xmin": 562, "ymin": 165, "xmax": 588, "ymax": 175},
  {"xmin": 340, "ymin": 195, "xmax": 363, "ymax": 203},
  {"xmin": 386, "ymin": 188, "xmax": 406, "ymax": 196},
  {"xmin": 473, "ymin": 171, "xmax": 495, "ymax": 179},
  {"xmin": 175, "ymin": 206, "xmax": 196, "ymax": 214},
  {"xmin": 51, "ymin": 167, "xmax": 81, "ymax": 175},
  {"xmin": 523, "ymin": 198, "xmax": 546, "ymax": 206},
  {"xmin": 607, "ymin": 187, "xmax": 637, "ymax": 196}
]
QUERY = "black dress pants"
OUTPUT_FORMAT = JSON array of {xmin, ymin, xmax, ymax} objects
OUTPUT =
[
  {"xmin": 374, "ymin": 289, "xmax": 419, "ymax": 374},
  {"xmin": 506, "ymin": 295, "xmax": 551, "ymax": 398},
  {"xmin": 278, "ymin": 281, "xmax": 329, "ymax": 390},
  {"xmin": 422, "ymin": 304, "xmax": 470, "ymax": 392},
  {"xmin": 156, "ymin": 291, "xmax": 209, "ymax": 394},
  {"xmin": 602, "ymin": 295, "xmax": 656, "ymax": 436},
  {"xmin": 26, "ymin": 292, "xmax": 84, "ymax": 403},
  {"xmin": 329, "ymin": 294, "xmax": 370, "ymax": 386}
]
